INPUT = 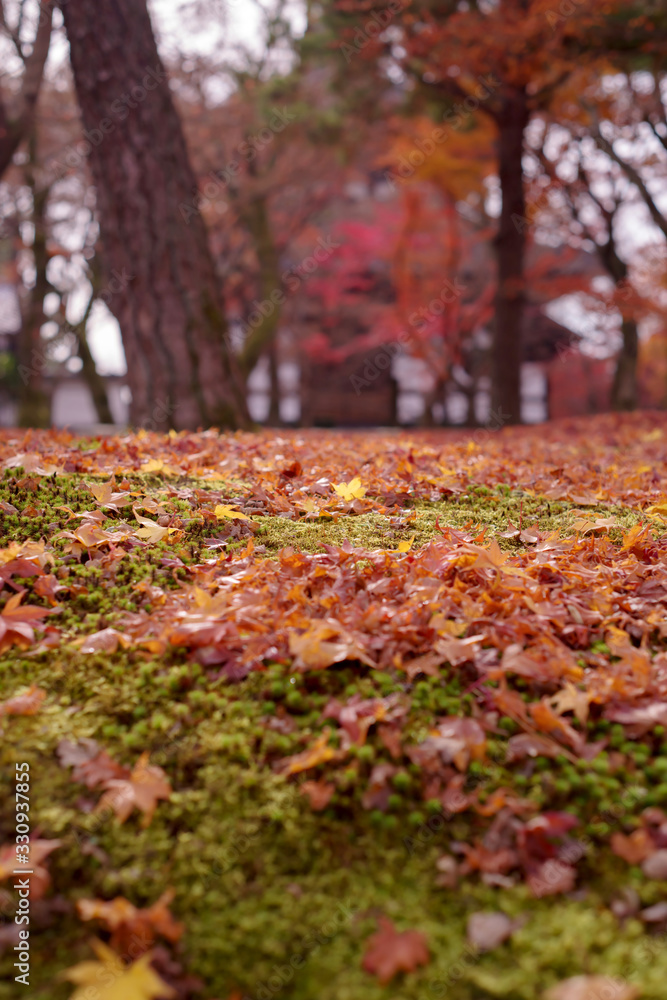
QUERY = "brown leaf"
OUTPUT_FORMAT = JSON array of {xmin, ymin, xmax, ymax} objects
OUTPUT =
[
  {"xmin": 528, "ymin": 859, "xmax": 577, "ymax": 897},
  {"xmin": 611, "ymin": 829, "xmax": 653, "ymax": 865},
  {"xmin": 76, "ymin": 889, "xmax": 184, "ymax": 952},
  {"xmin": 277, "ymin": 730, "xmax": 339, "ymax": 776},
  {"xmin": 362, "ymin": 917, "xmax": 429, "ymax": 984},
  {"xmin": 300, "ymin": 780, "xmax": 335, "ymax": 811},
  {"xmin": 288, "ymin": 620, "xmax": 374, "ymax": 670},
  {"xmin": 96, "ymin": 752, "xmax": 172, "ymax": 827},
  {"xmin": 361, "ymin": 763, "xmax": 397, "ymax": 811},
  {"xmin": 79, "ymin": 628, "xmax": 131, "ymax": 654},
  {"xmin": 0, "ymin": 838, "xmax": 61, "ymax": 900},
  {"xmin": 33, "ymin": 574, "xmax": 67, "ymax": 604},
  {"xmin": 0, "ymin": 684, "xmax": 46, "ymax": 716},
  {"xmin": 58, "ymin": 739, "xmax": 129, "ymax": 788}
]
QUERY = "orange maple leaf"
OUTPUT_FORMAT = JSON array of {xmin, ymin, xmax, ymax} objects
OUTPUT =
[
  {"xmin": 277, "ymin": 730, "xmax": 339, "ymax": 775},
  {"xmin": 76, "ymin": 889, "xmax": 184, "ymax": 952},
  {"xmin": 96, "ymin": 752, "xmax": 172, "ymax": 827},
  {"xmin": 0, "ymin": 684, "xmax": 46, "ymax": 716}
]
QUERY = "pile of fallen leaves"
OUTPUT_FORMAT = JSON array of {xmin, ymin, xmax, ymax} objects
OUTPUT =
[{"xmin": 3, "ymin": 412, "xmax": 667, "ymax": 1000}]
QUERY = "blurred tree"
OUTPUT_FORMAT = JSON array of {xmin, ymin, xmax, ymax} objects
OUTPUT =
[
  {"xmin": 0, "ymin": 0, "xmax": 52, "ymax": 177},
  {"xmin": 328, "ymin": 0, "xmax": 657, "ymax": 423},
  {"xmin": 530, "ymin": 65, "xmax": 667, "ymax": 410},
  {"xmin": 60, "ymin": 0, "xmax": 247, "ymax": 429}
]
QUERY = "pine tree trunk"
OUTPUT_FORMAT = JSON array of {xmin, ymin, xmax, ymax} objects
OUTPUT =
[
  {"xmin": 61, "ymin": 0, "xmax": 246, "ymax": 430},
  {"xmin": 492, "ymin": 86, "xmax": 529, "ymax": 426}
]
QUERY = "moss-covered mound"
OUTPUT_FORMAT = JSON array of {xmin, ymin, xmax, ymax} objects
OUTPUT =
[{"xmin": 2, "ymin": 416, "xmax": 667, "ymax": 999}]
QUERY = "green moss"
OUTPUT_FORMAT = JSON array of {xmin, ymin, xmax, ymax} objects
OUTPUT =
[{"xmin": 1, "ymin": 470, "xmax": 665, "ymax": 999}]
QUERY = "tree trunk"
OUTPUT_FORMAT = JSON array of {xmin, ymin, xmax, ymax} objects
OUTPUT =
[
  {"xmin": 72, "ymin": 288, "xmax": 114, "ymax": 425},
  {"xmin": 267, "ymin": 342, "xmax": 281, "ymax": 426},
  {"xmin": 611, "ymin": 317, "xmax": 638, "ymax": 411},
  {"xmin": 492, "ymin": 86, "xmax": 529, "ymax": 426},
  {"xmin": 77, "ymin": 324, "xmax": 114, "ymax": 424},
  {"xmin": 17, "ymin": 146, "xmax": 50, "ymax": 428},
  {"xmin": 61, "ymin": 0, "xmax": 246, "ymax": 429},
  {"xmin": 239, "ymin": 194, "xmax": 282, "ymax": 379},
  {"xmin": 596, "ymin": 239, "xmax": 638, "ymax": 412}
]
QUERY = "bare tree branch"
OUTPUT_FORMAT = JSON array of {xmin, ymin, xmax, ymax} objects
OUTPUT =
[{"xmin": 590, "ymin": 123, "xmax": 667, "ymax": 240}]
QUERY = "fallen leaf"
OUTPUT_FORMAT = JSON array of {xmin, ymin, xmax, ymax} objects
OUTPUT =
[
  {"xmin": 96, "ymin": 752, "xmax": 172, "ymax": 827},
  {"xmin": 299, "ymin": 780, "xmax": 335, "ymax": 811},
  {"xmin": 333, "ymin": 477, "xmax": 367, "ymax": 502},
  {"xmin": 362, "ymin": 916, "xmax": 429, "ymax": 984},
  {"xmin": 397, "ymin": 533, "xmax": 416, "ymax": 553},
  {"xmin": 611, "ymin": 829, "xmax": 653, "ymax": 865},
  {"xmin": 214, "ymin": 504, "xmax": 250, "ymax": 521},
  {"xmin": 58, "ymin": 739, "xmax": 129, "ymax": 788},
  {"xmin": 134, "ymin": 511, "xmax": 170, "ymax": 544},
  {"xmin": 277, "ymin": 731, "xmax": 339, "ymax": 776},
  {"xmin": 466, "ymin": 912, "xmax": 514, "ymax": 952},
  {"xmin": 570, "ymin": 516, "xmax": 619, "ymax": 534},
  {"xmin": 0, "ymin": 837, "xmax": 61, "ymax": 899},
  {"xmin": 543, "ymin": 975, "xmax": 639, "ymax": 1000},
  {"xmin": 0, "ymin": 684, "xmax": 46, "ymax": 716},
  {"xmin": 641, "ymin": 849, "xmax": 667, "ymax": 880},
  {"xmin": 61, "ymin": 939, "xmax": 176, "ymax": 1000},
  {"xmin": 76, "ymin": 889, "xmax": 184, "ymax": 951}
]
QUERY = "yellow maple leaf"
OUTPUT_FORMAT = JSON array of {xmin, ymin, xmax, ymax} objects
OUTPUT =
[
  {"xmin": 61, "ymin": 940, "xmax": 175, "ymax": 1000},
  {"xmin": 133, "ymin": 511, "xmax": 170, "ymax": 543},
  {"xmin": 621, "ymin": 523, "xmax": 650, "ymax": 551},
  {"xmin": 645, "ymin": 500, "xmax": 667, "ymax": 520},
  {"xmin": 397, "ymin": 533, "xmax": 416, "ymax": 553},
  {"xmin": 333, "ymin": 477, "xmax": 367, "ymax": 502},
  {"xmin": 214, "ymin": 504, "xmax": 250, "ymax": 521}
]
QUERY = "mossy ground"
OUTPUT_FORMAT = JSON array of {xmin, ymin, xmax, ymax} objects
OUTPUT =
[{"xmin": 1, "ymin": 469, "xmax": 665, "ymax": 999}]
